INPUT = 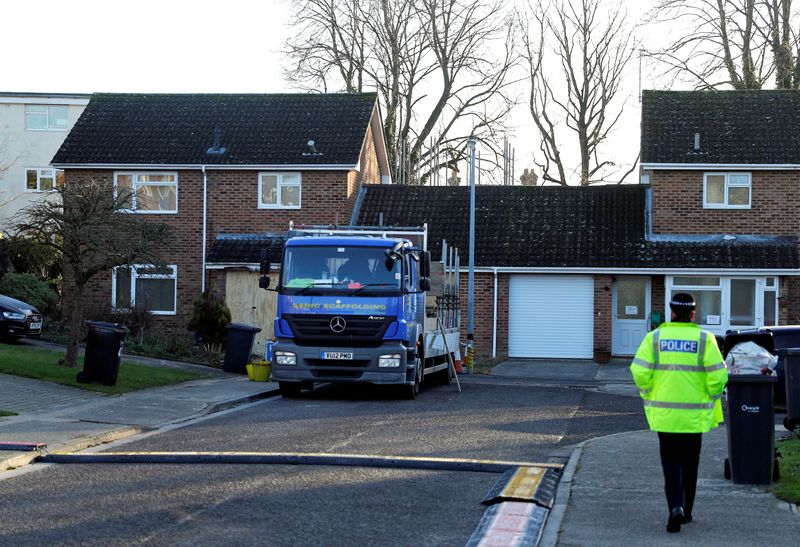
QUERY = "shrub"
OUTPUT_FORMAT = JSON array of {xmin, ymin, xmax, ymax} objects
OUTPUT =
[
  {"xmin": 0, "ymin": 272, "xmax": 58, "ymax": 314},
  {"xmin": 187, "ymin": 290, "xmax": 231, "ymax": 346},
  {"xmin": 108, "ymin": 305, "xmax": 154, "ymax": 345}
]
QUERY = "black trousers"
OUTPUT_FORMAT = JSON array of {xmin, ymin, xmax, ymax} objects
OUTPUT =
[{"xmin": 657, "ymin": 432, "xmax": 702, "ymax": 515}]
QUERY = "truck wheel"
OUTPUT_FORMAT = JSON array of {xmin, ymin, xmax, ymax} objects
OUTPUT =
[
  {"xmin": 773, "ymin": 458, "xmax": 781, "ymax": 482},
  {"xmin": 724, "ymin": 458, "xmax": 731, "ymax": 480},
  {"xmin": 279, "ymin": 382, "xmax": 302, "ymax": 398},
  {"xmin": 404, "ymin": 355, "xmax": 422, "ymax": 400},
  {"xmin": 784, "ymin": 416, "xmax": 798, "ymax": 432},
  {"xmin": 436, "ymin": 357, "xmax": 452, "ymax": 385}
]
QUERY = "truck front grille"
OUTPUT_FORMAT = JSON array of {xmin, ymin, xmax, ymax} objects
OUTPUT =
[{"xmin": 284, "ymin": 314, "xmax": 393, "ymax": 347}]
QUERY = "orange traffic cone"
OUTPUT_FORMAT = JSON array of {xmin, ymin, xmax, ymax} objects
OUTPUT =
[{"xmin": 453, "ymin": 350, "xmax": 463, "ymax": 373}]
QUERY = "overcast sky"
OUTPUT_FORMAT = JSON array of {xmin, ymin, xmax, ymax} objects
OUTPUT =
[{"xmin": 2, "ymin": 0, "xmax": 659, "ymax": 183}]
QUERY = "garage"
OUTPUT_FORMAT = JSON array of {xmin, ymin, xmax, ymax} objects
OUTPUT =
[{"xmin": 508, "ymin": 275, "xmax": 594, "ymax": 358}]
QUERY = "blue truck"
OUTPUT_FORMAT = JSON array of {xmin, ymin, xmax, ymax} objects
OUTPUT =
[{"xmin": 260, "ymin": 224, "xmax": 460, "ymax": 399}]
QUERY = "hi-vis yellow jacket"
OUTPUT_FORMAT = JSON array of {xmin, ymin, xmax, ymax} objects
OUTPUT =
[{"xmin": 630, "ymin": 322, "xmax": 728, "ymax": 433}]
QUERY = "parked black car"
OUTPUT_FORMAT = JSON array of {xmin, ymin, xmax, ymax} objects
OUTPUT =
[
  {"xmin": 723, "ymin": 326, "xmax": 800, "ymax": 409},
  {"xmin": 0, "ymin": 294, "xmax": 43, "ymax": 341}
]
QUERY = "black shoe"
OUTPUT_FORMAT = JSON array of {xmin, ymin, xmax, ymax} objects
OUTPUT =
[
  {"xmin": 682, "ymin": 512, "xmax": 692, "ymax": 524},
  {"xmin": 667, "ymin": 507, "xmax": 684, "ymax": 533}
]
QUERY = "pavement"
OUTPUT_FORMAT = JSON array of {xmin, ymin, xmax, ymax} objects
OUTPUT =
[{"xmin": 2, "ymin": 350, "xmax": 799, "ymax": 545}]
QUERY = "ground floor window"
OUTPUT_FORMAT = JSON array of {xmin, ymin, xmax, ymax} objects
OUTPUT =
[
  {"xmin": 112, "ymin": 265, "xmax": 177, "ymax": 315},
  {"xmin": 666, "ymin": 275, "xmax": 778, "ymax": 334}
]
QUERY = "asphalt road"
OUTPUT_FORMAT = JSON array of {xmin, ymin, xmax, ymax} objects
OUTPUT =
[{"xmin": 0, "ymin": 377, "xmax": 647, "ymax": 546}]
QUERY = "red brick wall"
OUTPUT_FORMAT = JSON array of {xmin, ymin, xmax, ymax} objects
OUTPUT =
[
  {"xmin": 594, "ymin": 275, "xmax": 612, "ymax": 352},
  {"xmin": 651, "ymin": 170, "xmax": 800, "ymax": 234}
]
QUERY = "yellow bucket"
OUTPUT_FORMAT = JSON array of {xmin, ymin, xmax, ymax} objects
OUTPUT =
[{"xmin": 246, "ymin": 362, "xmax": 271, "ymax": 382}]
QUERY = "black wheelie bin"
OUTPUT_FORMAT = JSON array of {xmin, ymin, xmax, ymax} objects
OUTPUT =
[
  {"xmin": 77, "ymin": 321, "xmax": 129, "ymax": 386},
  {"xmin": 721, "ymin": 329, "xmax": 779, "ymax": 484},
  {"xmin": 223, "ymin": 323, "xmax": 262, "ymax": 374}
]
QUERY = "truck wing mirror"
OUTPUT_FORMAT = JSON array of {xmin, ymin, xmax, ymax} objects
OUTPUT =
[
  {"xmin": 420, "ymin": 251, "xmax": 431, "ymax": 278},
  {"xmin": 418, "ymin": 277, "xmax": 431, "ymax": 292},
  {"xmin": 259, "ymin": 248, "xmax": 271, "ymax": 276},
  {"xmin": 259, "ymin": 275, "xmax": 271, "ymax": 289}
]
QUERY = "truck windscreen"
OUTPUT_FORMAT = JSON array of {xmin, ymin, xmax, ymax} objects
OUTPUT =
[{"xmin": 282, "ymin": 245, "xmax": 402, "ymax": 294}]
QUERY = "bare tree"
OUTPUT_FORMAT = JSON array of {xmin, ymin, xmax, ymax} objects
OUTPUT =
[
  {"xmin": 647, "ymin": 0, "xmax": 800, "ymax": 89},
  {"xmin": 284, "ymin": 0, "xmax": 518, "ymax": 184},
  {"xmin": 522, "ymin": 0, "xmax": 637, "ymax": 186},
  {"xmin": 11, "ymin": 178, "xmax": 172, "ymax": 368}
]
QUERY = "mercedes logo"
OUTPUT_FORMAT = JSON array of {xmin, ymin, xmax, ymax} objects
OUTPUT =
[{"xmin": 330, "ymin": 316, "xmax": 347, "ymax": 333}]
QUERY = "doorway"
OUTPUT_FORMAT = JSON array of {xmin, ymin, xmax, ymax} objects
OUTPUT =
[{"xmin": 612, "ymin": 277, "xmax": 650, "ymax": 355}]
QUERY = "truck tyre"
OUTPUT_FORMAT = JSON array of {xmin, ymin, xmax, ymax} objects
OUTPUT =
[
  {"xmin": 404, "ymin": 355, "xmax": 422, "ymax": 400},
  {"xmin": 279, "ymin": 382, "xmax": 302, "ymax": 398},
  {"xmin": 436, "ymin": 354, "xmax": 453, "ymax": 385}
]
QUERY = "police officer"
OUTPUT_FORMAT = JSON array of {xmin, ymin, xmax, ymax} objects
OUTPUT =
[{"xmin": 630, "ymin": 292, "xmax": 728, "ymax": 533}]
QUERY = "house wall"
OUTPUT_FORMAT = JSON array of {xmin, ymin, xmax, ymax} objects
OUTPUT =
[
  {"xmin": 650, "ymin": 170, "xmax": 800, "ymax": 234},
  {"xmin": 0, "ymin": 96, "xmax": 89, "ymax": 229},
  {"xmin": 594, "ymin": 275, "xmax": 612, "ymax": 352},
  {"xmin": 65, "ymin": 165, "xmax": 377, "ymax": 337}
]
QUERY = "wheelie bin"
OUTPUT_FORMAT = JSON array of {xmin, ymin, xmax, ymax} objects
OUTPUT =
[
  {"xmin": 778, "ymin": 348, "xmax": 800, "ymax": 431},
  {"xmin": 223, "ymin": 323, "xmax": 262, "ymax": 374},
  {"xmin": 724, "ymin": 374, "xmax": 778, "ymax": 484},
  {"xmin": 77, "ymin": 321, "xmax": 129, "ymax": 386}
]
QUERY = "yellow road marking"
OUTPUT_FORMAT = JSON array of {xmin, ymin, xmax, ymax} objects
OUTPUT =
[{"xmin": 500, "ymin": 466, "xmax": 546, "ymax": 499}]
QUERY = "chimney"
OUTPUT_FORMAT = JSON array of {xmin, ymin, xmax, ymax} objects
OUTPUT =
[{"xmin": 693, "ymin": 132, "xmax": 701, "ymax": 151}]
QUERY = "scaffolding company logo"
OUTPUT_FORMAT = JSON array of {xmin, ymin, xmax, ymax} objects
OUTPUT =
[{"xmin": 741, "ymin": 405, "xmax": 760, "ymax": 414}]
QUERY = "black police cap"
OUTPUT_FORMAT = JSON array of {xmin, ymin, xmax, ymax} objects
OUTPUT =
[{"xmin": 670, "ymin": 292, "xmax": 696, "ymax": 311}]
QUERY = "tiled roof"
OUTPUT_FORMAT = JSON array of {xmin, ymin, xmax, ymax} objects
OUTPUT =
[
  {"xmin": 207, "ymin": 233, "xmax": 286, "ymax": 264},
  {"xmin": 52, "ymin": 93, "xmax": 377, "ymax": 166},
  {"xmin": 355, "ymin": 185, "xmax": 799, "ymax": 270},
  {"xmin": 641, "ymin": 90, "xmax": 800, "ymax": 164}
]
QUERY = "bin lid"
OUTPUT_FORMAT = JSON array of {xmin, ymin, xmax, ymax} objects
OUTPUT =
[
  {"xmin": 226, "ymin": 322, "xmax": 262, "ymax": 333},
  {"xmin": 728, "ymin": 374, "xmax": 777, "ymax": 383},
  {"xmin": 84, "ymin": 320, "xmax": 129, "ymax": 333}
]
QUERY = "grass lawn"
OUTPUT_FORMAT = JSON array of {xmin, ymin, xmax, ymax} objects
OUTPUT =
[
  {"xmin": 773, "ymin": 436, "xmax": 800, "ymax": 504},
  {"xmin": 0, "ymin": 344, "xmax": 208, "ymax": 394}
]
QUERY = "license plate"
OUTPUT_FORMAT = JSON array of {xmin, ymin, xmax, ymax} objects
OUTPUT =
[
  {"xmin": 322, "ymin": 351, "xmax": 353, "ymax": 360},
  {"xmin": 29, "ymin": 322, "xmax": 42, "ymax": 330}
]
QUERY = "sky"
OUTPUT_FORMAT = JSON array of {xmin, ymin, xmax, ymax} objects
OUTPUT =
[{"xmin": 2, "ymin": 0, "xmax": 659, "ymax": 184}]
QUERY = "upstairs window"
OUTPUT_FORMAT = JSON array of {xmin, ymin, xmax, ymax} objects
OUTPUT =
[
  {"xmin": 704, "ymin": 173, "xmax": 751, "ymax": 209},
  {"xmin": 114, "ymin": 172, "xmax": 178, "ymax": 213},
  {"xmin": 258, "ymin": 172, "xmax": 301, "ymax": 209},
  {"xmin": 25, "ymin": 105, "xmax": 69, "ymax": 130},
  {"xmin": 26, "ymin": 168, "xmax": 64, "ymax": 192}
]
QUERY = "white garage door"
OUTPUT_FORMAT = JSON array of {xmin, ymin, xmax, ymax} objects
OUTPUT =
[{"xmin": 509, "ymin": 275, "xmax": 594, "ymax": 358}]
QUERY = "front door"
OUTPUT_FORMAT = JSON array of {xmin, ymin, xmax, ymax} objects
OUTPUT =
[{"xmin": 612, "ymin": 277, "xmax": 650, "ymax": 356}]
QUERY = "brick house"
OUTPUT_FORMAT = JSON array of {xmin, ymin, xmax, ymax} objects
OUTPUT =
[
  {"xmin": 353, "ymin": 90, "xmax": 800, "ymax": 361},
  {"xmin": 52, "ymin": 92, "xmax": 390, "ymax": 354}
]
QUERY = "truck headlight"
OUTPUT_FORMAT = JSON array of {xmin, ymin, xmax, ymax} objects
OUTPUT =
[
  {"xmin": 274, "ymin": 351, "xmax": 296, "ymax": 365},
  {"xmin": 378, "ymin": 354, "xmax": 402, "ymax": 368},
  {"xmin": 3, "ymin": 312, "xmax": 25, "ymax": 321}
]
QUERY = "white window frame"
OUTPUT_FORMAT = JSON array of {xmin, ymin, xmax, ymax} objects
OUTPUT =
[
  {"xmin": 703, "ymin": 172, "xmax": 752, "ymax": 209},
  {"xmin": 258, "ymin": 172, "xmax": 302, "ymax": 209},
  {"xmin": 24, "ymin": 104, "xmax": 69, "ymax": 131},
  {"xmin": 114, "ymin": 172, "xmax": 178, "ymax": 214},
  {"xmin": 25, "ymin": 168, "xmax": 63, "ymax": 192},
  {"xmin": 666, "ymin": 275, "xmax": 778, "ymax": 335},
  {"xmin": 112, "ymin": 265, "xmax": 177, "ymax": 316}
]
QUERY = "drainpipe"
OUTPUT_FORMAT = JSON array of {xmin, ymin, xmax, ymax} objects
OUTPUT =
[
  {"xmin": 201, "ymin": 165, "xmax": 208, "ymax": 293},
  {"xmin": 492, "ymin": 267, "xmax": 498, "ymax": 359}
]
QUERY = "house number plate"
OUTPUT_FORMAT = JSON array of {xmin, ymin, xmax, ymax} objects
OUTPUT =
[{"xmin": 322, "ymin": 351, "xmax": 353, "ymax": 360}]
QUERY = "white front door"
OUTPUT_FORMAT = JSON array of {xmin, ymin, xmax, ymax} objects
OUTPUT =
[{"xmin": 612, "ymin": 277, "xmax": 650, "ymax": 356}]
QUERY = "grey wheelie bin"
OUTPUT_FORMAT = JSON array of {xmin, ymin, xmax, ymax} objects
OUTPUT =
[
  {"xmin": 77, "ymin": 321, "xmax": 129, "ymax": 386},
  {"xmin": 724, "ymin": 374, "xmax": 778, "ymax": 484},
  {"xmin": 778, "ymin": 348, "xmax": 800, "ymax": 431},
  {"xmin": 223, "ymin": 323, "xmax": 262, "ymax": 374}
]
